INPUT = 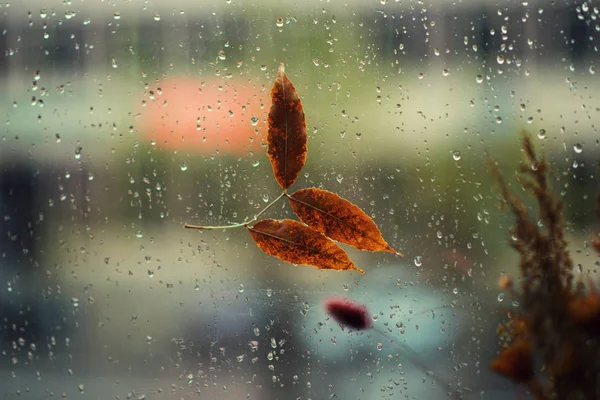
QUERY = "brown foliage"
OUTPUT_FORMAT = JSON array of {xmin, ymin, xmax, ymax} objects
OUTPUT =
[
  {"xmin": 490, "ymin": 338, "xmax": 534, "ymax": 383},
  {"xmin": 288, "ymin": 188, "xmax": 400, "ymax": 255},
  {"xmin": 186, "ymin": 63, "xmax": 399, "ymax": 273},
  {"xmin": 567, "ymin": 285, "xmax": 600, "ymax": 335},
  {"xmin": 267, "ymin": 63, "xmax": 307, "ymax": 190},
  {"xmin": 248, "ymin": 219, "xmax": 364, "ymax": 273},
  {"xmin": 489, "ymin": 135, "xmax": 600, "ymax": 399}
]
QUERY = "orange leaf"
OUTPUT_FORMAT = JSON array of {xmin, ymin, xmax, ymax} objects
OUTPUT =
[
  {"xmin": 490, "ymin": 338, "xmax": 534, "ymax": 383},
  {"xmin": 247, "ymin": 219, "xmax": 364, "ymax": 273},
  {"xmin": 288, "ymin": 188, "xmax": 401, "ymax": 255},
  {"xmin": 267, "ymin": 63, "xmax": 307, "ymax": 190}
]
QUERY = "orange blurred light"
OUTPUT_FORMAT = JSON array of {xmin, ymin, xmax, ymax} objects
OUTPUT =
[{"xmin": 139, "ymin": 76, "xmax": 268, "ymax": 156}]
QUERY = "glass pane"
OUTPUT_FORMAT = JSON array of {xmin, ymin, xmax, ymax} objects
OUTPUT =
[{"xmin": 1, "ymin": 1, "xmax": 598, "ymax": 399}]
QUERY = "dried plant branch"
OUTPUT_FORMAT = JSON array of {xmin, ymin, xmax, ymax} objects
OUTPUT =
[{"xmin": 489, "ymin": 134, "xmax": 600, "ymax": 399}]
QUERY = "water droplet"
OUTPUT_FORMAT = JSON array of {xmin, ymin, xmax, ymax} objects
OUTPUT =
[
  {"xmin": 497, "ymin": 293, "xmax": 505, "ymax": 302},
  {"xmin": 239, "ymin": 284, "xmax": 245, "ymax": 293},
  {"xmin": 452, "ymin": 151, "xmax": 461, "ymax": 161},
  {"xmin": 250, "ymin": 116, "xmax": 259, "ymax": 126},
  {"xmin": 417, "ymin": 72, "xmax": 424, "ymax": 79},
  {"xmin": 573, "ymin": 143, "xmax": 583, "ymax": 153},
  {"xmin": 590, "ymin": 65, "xmax": 596, "ymax": 75},
  {"xmin": 276, "ymin": 16, "xmax": 284, "ymax": 27},
  {"xmin": 111, "ymin": 58, "xmax": 118, "ymax": 69},
  {"xmin": 180, "ymin": 162, "xmax": 188, "ymax": 171},
  {"xmin": 414, "ymin": 256, "xmax": 422, "ymax": 267},
  {"xmin": 442, "ymin": 68, "xmax": 449, "ymax": 76},
  {"xmin": 266, "ymin": 288, "xmax": 272, "ymax": 297},
  {"xmin": 135, "ymin": 230, "xmax": 143, "ymax": 238},
  {"xmin": 475, "ymin": 74, "xmax": 483, "ymax": 83},
  {"xmin": 74, "ymin": 146, "xmax": 82, "ymax": 160},
  {"xmin": 496, "ymin": 55, "xmax": 505, "ymax": 65},
  {"xmin": 248, "ymin": 341, "xmax": 259, "ymax": 352},
  {"xmin": 113, "ymin": 12, "xmax": 121, "ymax": 20},
  {"xmin": 538, "ymin": 129, "xmax": 546, "ymax": 139},
  {"xmin": 218, "ymin": 50, "xmax": 226, "ymax": 60},
  {"xmin": 153, "ymin": 13, "xmax": 161, "ymax": 21}
]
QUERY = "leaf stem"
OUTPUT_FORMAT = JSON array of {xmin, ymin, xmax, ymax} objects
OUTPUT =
[
  {"xmin": 252, "ymin": 191, "xmax": 286, "ymax": 222},
  {"xmin": 184, "ymin": 221, "xmax": 248, "ymax": 230},
  {"xmin": 184, "ymin": 191, "xmax": 287, "ymax": 231}
]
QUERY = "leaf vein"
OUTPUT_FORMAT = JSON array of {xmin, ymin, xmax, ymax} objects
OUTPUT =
[
  {"xmin": 248, "ymin": 226, "xmax": 348, "ymax": 264},
  {"xmin": 289, "ymin": 194, "xmax": 380, "ymax": 245}
]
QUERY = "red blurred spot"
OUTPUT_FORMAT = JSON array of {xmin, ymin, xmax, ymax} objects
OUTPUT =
[
  {"xmin": 324, "ymin": 297, "xmax": 371, "ymax": 331},
  {"xmin": 139, "ymin": 76, "xmax": 268, "ymax": 155}
]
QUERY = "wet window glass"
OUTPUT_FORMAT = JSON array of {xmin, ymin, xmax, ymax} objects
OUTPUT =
[{"xmin": 1, "ymin": 1, "xmax": 599, "ymax": 399}]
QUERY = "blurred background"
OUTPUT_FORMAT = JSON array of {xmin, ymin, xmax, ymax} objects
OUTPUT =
[{"xmin": 0, "ymin": 0, "xmax": 598, "ymax": 398}]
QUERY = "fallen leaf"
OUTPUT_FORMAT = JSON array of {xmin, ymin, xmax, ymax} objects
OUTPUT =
[
  {"xmin": 288, "ymin": 188, "xmax": 401, "ymax": 255},
  {"xmin": 248, "ymin": 219, "xmax": 364, "ymax": 273},
  {"xmin": 267, "ymin": 63, "xmax": 307, "ymax": 190}
]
